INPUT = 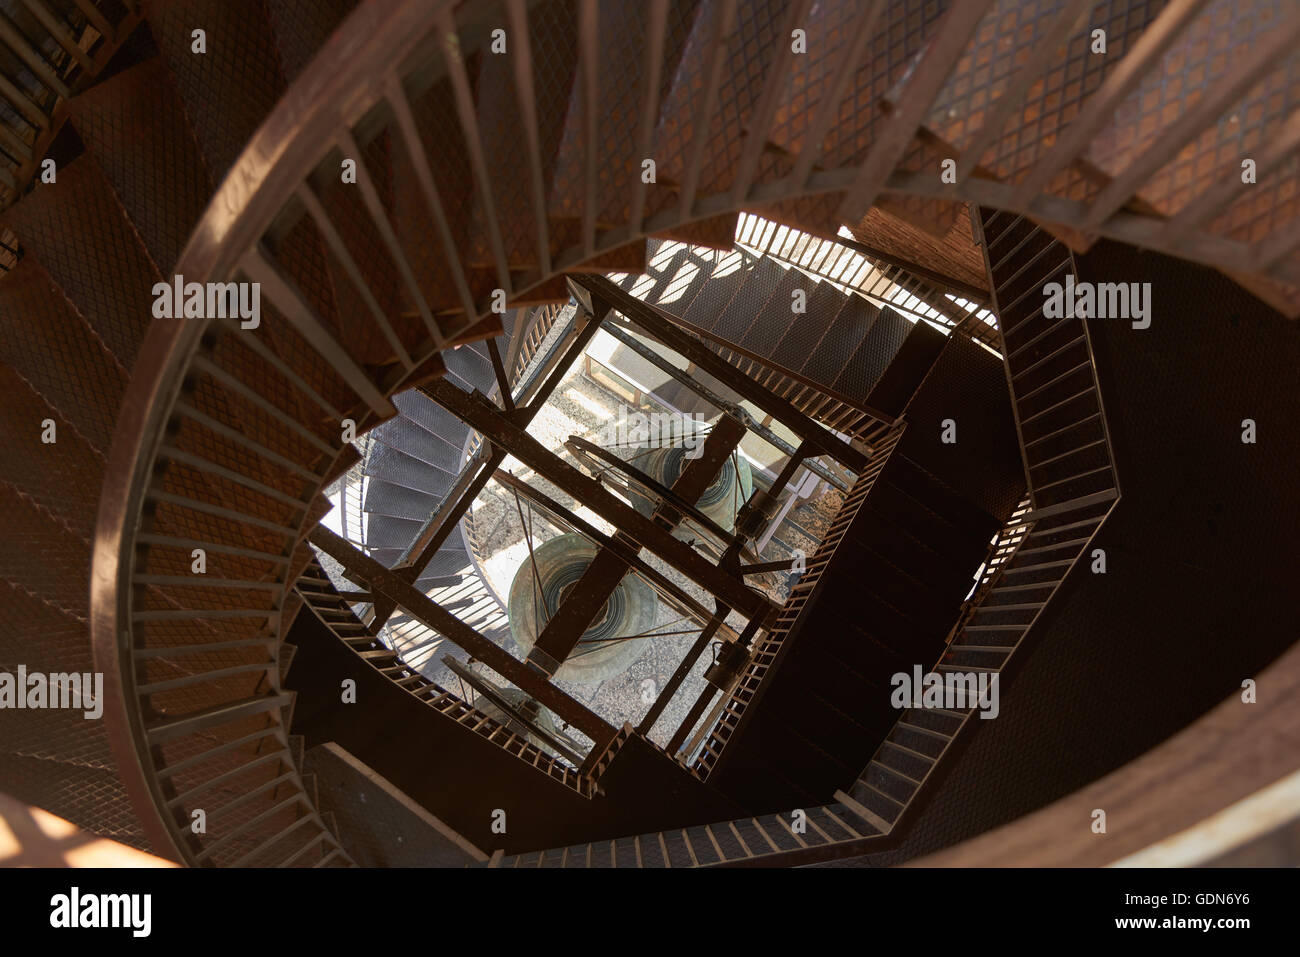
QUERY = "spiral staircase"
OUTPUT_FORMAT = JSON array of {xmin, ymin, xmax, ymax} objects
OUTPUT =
[{"xmin": 1, "ymin": 0, "xmax": 1297, "ymax": 867}]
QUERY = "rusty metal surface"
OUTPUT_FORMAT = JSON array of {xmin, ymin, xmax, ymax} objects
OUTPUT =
[{"xmin": 24, "ymin": 0, "xmax": 1290, "ymax": 868}]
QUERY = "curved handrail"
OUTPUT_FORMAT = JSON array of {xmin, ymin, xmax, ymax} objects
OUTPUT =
[
  {"xmin": 84, "ymin": 0, "xmax": 1241, "ymax": 865},
  {"xmin": 90, "ymin": 0, "xmax": 463, "ymax": 864}
]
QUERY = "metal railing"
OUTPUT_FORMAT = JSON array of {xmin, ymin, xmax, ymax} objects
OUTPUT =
[
  {"xmin": 689, "ymin": 423, "xmax": 907, "ymax": 779},
  {"xmin": 734, "ymin": 212, "xmax": 1001, "ymax": 353},
  {"xmin": 833, "ymin": 210, "xmax": 1123, "ymax": 839},
  {"xmin": 294, "ymin": 563, "xmax": 592, "ymax": 796},
  {"xmin": 0, "ymin": 0, "xmax": 141, "ymax": 210},
  {"xmin": 85, "ymin": 0, "xmax": 1166, "ymax": 867}
]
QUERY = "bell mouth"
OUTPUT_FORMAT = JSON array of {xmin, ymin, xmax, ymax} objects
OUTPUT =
[{"xmin": 506, "ymin": 533, "xmax": 658, "ymax": 684}]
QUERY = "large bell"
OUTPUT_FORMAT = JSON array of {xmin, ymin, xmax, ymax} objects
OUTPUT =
[
  {"xmin": 507, "ymin": 533, "xmax": 659, "ymax": 685},
  {"xmin": 628, "ymin": 445, "xmax": 753, "ymax": 532}
]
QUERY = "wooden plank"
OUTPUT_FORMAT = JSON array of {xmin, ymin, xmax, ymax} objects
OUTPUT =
[
  {"xmin": 309, "ymin": 525, "xmax": 617, "ymax": 742},
  {"xmin": 421, "ymin": 377, "xmax": 776, "ymax": 620}
]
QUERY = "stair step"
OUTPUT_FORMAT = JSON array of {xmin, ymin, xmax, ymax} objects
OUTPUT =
[
  {"xmin": 833, "ymin": 790, "xmax": 892, "ymax": 835},
  {"xmin": 713, "ymin": 258, "xmax": 787, "ymax": 343},
  {"xmin": 69, "ymin": 56, "xmax": 214, "ymax": 275},
  {"xmin": 148, "ymin": 0, "xmax": 286, "ymax": 183}
]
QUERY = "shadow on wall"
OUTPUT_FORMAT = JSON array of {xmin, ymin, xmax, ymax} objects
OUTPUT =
[{"xmin": 843, "ymin": 240, "xmax": 1300, "ymax": 867}]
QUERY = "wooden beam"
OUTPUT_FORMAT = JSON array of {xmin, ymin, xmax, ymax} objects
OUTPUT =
[
  {"xmin": 309, "ymin": 525, "xmax": 616, "ymax": 742},
  {"xmin": 420, "ymin": 378, "xmax": 776, "ymax": 620},
  {"xmin": 573, "ymin": 274, "xmax": 872, "ymax": 471},
  {"xmin": 526, "ymin": 416, "xmax": 746, "ymax": 673},
  {"xmin": 493, "ymin": 469, "xmax": 741, "ymax": 642}
]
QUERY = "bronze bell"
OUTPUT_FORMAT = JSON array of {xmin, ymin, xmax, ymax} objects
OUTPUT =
[{"xmin": 506, "ymin": 533, "xmax": 659, "ymax": 685}]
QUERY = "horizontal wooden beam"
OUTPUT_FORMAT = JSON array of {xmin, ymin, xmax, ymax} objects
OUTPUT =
[
  {"xmin": 420, "ymin": 377, "xmax": 777, "ymax": 621},
  {"xmin": 308, "ymin": 525, "xmax": 616, "ymax": 742},
  {"xmin": 572, "ymin": 274, "xmax": 875, "ymax": 470}
]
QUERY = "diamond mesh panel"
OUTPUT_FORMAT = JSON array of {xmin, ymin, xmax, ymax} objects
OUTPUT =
[
  {"xmin": 283, "ymin": 177, "xmax": 424, "ymax": 371},
  {"xmin": 0, "ymin": 753, "xmax": 147, "ymax": 850},
  {"xmin": 712, "ymin": 255, "xmax": 785, "ymax": 344},
  {"xmin": 650, "ymin": 0, "xmax": 717, "ymax": 187},
  {"xmin": 365, "ymin": 513, "xmax": 422, "ymax": 551},
  {"xmin": 365, "ymin": 444, "xmax": 456, "ymax": 498},
  {"xmin": 1084, "ymin": 0, "xmax": 1281, "ymax": 206},
  {"xmin": 767, "ymin": 0, "xmax": 866, "ymax": 156},
  {"xmin": 1132, "ymin": 62, "xmax": 1300, "ymax": 221},
  {"xmin": 989, "ymin": 0, "xmax": 1166, "ymax": 191},
  {"xmin": 386, "ymin": 104, "xmax": 472, "ymax": 323},
  {"xmin": 752, "ymin": 192, "xmax": 847, "ymax": 242},
  {"xmin": 469, "ymin": 8, "xmax": 542, "ymax": 269},
  {"xmin": 0, "ymin": 483, "xmax": 93, "ymax": 615},
  {"xmin": 679, "ymin": 248, "xmax": 749, "ymax": 330},
  {"xmin": 651, "ymin": 211, "xmax": 739, "ymax": 250},
  {"xmin": 0, "ymin": 259, "xmax": 127, "ymax": 454},
  {"xmin": 770, "ymin": 281, "xmax": 845, "ymax": 371},
  {"xmin": 205, "ymin": 331, "xmax": 341, "ymax": 450},
  {"xmin": 149, "ymin": 0, "xmax": 287, "ymax": 183},
  {"xmin": 264, "ymin": 0, "xmax": 359, "ymax": 84},
  {"xmin": 1, "ymin": 158, "xmax": 157, "ymax": 374},
  {"xmin": 369, "ymin": 416, "xmax": 462, "ymax": 474},
  {"xmin": 883, "ymin": 138, "xmax": 963, "ymax": 236},
  {"xmin": 832, "ymin": 300, "xmax": 899, "ymax": 399},
  {"xmin": 0, "ymin": 366, "xmax": 105, "ymax": 539},
  {"xmin": 694, "ymin": 0, "xmax": 789, "ymax": 198},
  {"xmin": 69, "ymin": 56, "xmax": 214, "ymax": 275},
  {"xmin": 407, "ymin": 73, "xmax": 493, "ymax": 303},
  {"xmin": 925, "ymin": 0, "xmax": 1081, "ymax": 153},
  {"xmin": 1208, "ymin": 152, "xmax": 1300, "ymax": 246},
  {"xmin": 738, "ymin": 265, "xmax": 802, "ymax": 353},
  {"xmin": 361, "ymin": 479, "xmax": 438, "ymax": 522},
  {"xmin": 803, "ymin": 293, "xmax": 876, "ymax": 386},
  {"xmin": 820, "ymin": 0, "xmax": 952, "ymax": 170}
]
